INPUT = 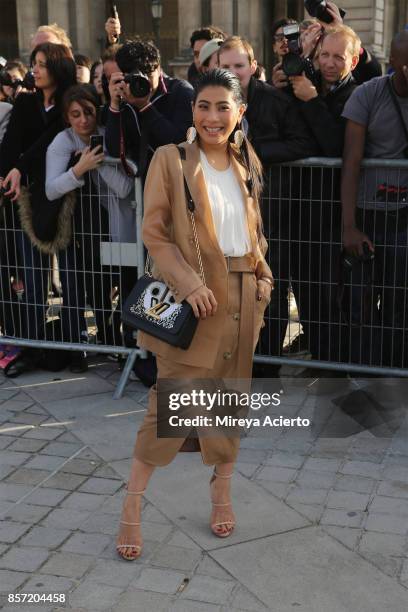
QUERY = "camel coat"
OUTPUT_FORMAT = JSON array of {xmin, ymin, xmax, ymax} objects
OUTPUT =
[
  {"xmin": 137, "ymin": 140, "xmax": 272, "ymax": 370},
  {"xmin": 133, "ymin": 140, "xmax": 273, "ymax": 466}
]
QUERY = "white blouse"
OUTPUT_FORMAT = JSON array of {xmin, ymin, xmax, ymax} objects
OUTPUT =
[{"xmin": 200, "ymin": 150, "xmax": 251, "ymax": 257}]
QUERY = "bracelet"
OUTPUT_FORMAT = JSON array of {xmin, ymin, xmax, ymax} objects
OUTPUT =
[{"xmin": 259, "ymin": 277, "xmax": 273, "ymax": 286}]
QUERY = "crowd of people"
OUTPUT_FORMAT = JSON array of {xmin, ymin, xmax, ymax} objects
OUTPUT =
[{"xmin": 0, "ymin": 2, "xmax": 408, "ymax": 382}]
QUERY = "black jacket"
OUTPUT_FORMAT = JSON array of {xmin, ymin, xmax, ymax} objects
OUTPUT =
[
  {"xmin": 245, "ymin": 77, "xmax": 318, "ymax": 166},
  {"xmin": 0, "ymin": 92, "xmax": 63, "ymax": 181},
  {"xmin": 0, "ymin": 92, "xmax": 65, "ymax": 241},
  {"xmin": 297, "ymin": 73, "xmax": 358, "ymax": 157},
  {"xmin": 105, "ymin": 75, "xmax": 194, "ymax": 178}
]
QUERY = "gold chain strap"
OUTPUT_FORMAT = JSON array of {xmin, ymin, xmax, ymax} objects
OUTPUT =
[{"xmin": 189, "ymin": 209, "xmax": 206, "ymax": 287}]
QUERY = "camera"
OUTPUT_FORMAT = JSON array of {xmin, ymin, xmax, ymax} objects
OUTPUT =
[
  {"xmin": 343, "ymin": 242, "xmax": 374, "ymax": 270},
  {"xmin": 124, "ymin": 72, "xmax": 151, "ymax": 98},
  {"xmin": 0, "ymin": 69, "xmax": 35, "ymax": 91},
  {"xmin": 304, "ymin": 0, "xmax": 346, "ymax": 25},
  {"xmin": 281, "ymin": 24, "xmax": 316, "ymax": 82}
]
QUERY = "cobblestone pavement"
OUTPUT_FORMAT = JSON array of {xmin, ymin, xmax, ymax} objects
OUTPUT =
[{"xmin": 0, "ymin": 358, "xmax": 407, "ymax": 611}]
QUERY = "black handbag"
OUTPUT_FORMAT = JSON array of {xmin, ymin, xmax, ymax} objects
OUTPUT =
[{"xmin": 121, "ymin": 147, "xmax": 206, "ymax": 350}]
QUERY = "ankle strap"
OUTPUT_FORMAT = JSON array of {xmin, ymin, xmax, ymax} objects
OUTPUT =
[
  {"xmin": 213, "ymin": 471, "xmax": 233, "ymax": 479},
  {"xmin": 126, "ymin": 489, "xmax": 145, "ymax": 495}
]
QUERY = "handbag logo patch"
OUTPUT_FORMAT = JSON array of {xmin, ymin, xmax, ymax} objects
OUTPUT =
[{"xmin": 129, "ymin": 281, "xmax": 183, "ymax": 330}]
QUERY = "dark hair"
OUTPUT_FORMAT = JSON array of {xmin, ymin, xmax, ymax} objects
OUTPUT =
[
  {"xmin": 253, "ymin": 64, "xmax": 266, "ymax": 80},
  {"xmin": 30, "ymin": 42, "xmax": 76, "ymax": 108},
  {"xmin": 271, "ymin": 17, "xmax": 297, "ymax": 39},
  {"xmin": 74, "ymin": 54, "xmax": 92, "ymax": 70},
  {"xmin": 193, "ymin": 69, "xmax": 264, "ymax": 234},
  {"xmin": 90, "ymin": 60, "xmax": 102, "ymax": 83},
  {"xmin": 190, "ymin": 26, "xmax": 227, "ymax": 48},
  {"xmin": 116, "ymin": 39, "xmax": 160, "ymax": 74},
  {"xmin": 5, "ymin": 60, "xmax": 27, "ymax": 79},
  {"xmin": 62, "ymin": 83, "xmax": 100, "ymax": 123}
]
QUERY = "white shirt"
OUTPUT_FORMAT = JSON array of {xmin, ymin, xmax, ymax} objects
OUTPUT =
[{"xmin": 200, "ymin": 150, "xmax": 251, "ymax": 257}]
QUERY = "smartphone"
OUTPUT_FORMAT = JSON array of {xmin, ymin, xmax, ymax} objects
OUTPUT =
[{"xmin": 90, "ymin": 134, "xmax": 104, "ymax": 152}]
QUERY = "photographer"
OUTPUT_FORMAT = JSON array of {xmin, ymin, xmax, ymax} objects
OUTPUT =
[
  {"xmin": 0, "ymin": 60, "xmax": 28, "ymax": 103},
  {"xmin": 341, "ymin": 31, "xmax": 408, "ymax": 368},
  {"xmin": 280, "ymin": 25, "xmax": 361, "ymax": 364},
  {"xmin": 218, "ymin": 36, "xmax": 315, "ymax": 164},
  {"xmin": 272, "ymin": 1, "xmax": 381, "ymax": 91},
  {"xmin": 290, "ymin": 24, "xmax": 360, "ymax": 156},
  {"xmin": 219, "ymin": 36, "xmax": 317, "ymax": 375},
  {"xmin": 105, "ymin": 39, "xmax": 194, "ymax": 181}
]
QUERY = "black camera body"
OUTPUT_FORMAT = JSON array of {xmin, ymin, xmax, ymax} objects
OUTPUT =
[
  {"xmin": 124, "ymin": 72, "xmax": 151, "ymax": 98},
  {"xmin": 281, "ymin": 24, "xmax": 316, "ymax": 83},
  {"xmin": 304, "ymin": 0, "xmax": 346, "ymax": 24},
  {"xmin": 343, "ymin": 242, "xmax": 374, "ymax": 270},
  {"xmin": 0, "ymin": 69, "xmax": 35, "ymax": 91}
]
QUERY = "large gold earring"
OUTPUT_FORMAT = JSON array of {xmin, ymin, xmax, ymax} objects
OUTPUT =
[
  {"xmin": 186, "ymin": 126, "xmax": 197, "ymax": 144},
  {"xmin": 234, "ymin": 128, "xmax": 244, "ymax": 148}
]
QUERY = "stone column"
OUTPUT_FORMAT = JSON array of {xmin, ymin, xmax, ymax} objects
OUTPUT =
[
  {"xmin": 16, "ymin": 0, "xmax": 41, "ymax": 58},
  {"xmin": 236, "ymin": 0, "xmax": 263, "ymax": 62},
  {"xmin": 46, "ymin": 0, "xmax": 69, "ymax": 31},
  {"xmin": 178, "ymin": 0, "xmax": 202, "ymax": 53},
  {"xmin": 211, "ymin": 0, "xmax": 233, "ymax": 34}
]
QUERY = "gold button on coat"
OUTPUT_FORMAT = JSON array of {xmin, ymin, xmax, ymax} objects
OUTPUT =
[
  {"xmin": 233, "ymin": 313, "xmax": 240, "ymax": 321},
  {"xmin": 223, "ymin": 351, "xmax": 232, "ymax": 359}
]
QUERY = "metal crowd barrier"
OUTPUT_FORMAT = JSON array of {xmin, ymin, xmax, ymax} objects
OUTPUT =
[
  {"xmin": 0, "ymin": 157, "xmax": 145, "ymax": 398},
  {"xmin": 255, "ymin": 157, "xmax": 408, "ymax": 377}
]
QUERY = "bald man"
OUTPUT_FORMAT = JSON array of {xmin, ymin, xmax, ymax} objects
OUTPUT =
[{"xmin": 340, "ymin": 31, "xmax": 408, "ymax": 367}]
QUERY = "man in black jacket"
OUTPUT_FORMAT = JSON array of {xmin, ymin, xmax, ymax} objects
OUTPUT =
[
  {"xmin": 105, "ymin": 40, "xmax": 193, "ymax": 386},
  {"xmin": 287, "ymin": 24, "xmax": 361, "ymax": 363},
  {"xmin": 219, "ymin": 36, "xmax": 318, "ymax": 374},
  {"xmin": 105, "ymin": 39, "xmax": 194, "ymax": 181},
  {"xmin": 290, "ymin": 24, "xmax": 360, "ymax": 157}
]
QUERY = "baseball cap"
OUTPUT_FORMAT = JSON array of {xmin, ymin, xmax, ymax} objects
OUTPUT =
[{"xmin": 198, "ymin": 38, "xmax": 224, "ymax": 65}]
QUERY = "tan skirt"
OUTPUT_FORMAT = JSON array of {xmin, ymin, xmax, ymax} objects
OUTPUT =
[{"xmin": 133, "ymin": 258, "xmax": 268, "ymax": 466}]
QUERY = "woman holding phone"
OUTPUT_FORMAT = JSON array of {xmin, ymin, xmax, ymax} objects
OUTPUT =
[{"xmin": 46, "ymin": 83, "xmax": 134, "ymax": 367}]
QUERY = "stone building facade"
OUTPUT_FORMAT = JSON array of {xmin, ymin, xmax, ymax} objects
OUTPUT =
[{"xmin": 1, "ymin": 0, "xmax": 407, "ymax": 72}]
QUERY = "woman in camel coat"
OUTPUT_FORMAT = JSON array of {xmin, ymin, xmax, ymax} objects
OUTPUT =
[{"xmin": 117, "ymin": 69, "xmax": 273, "ymax": 560}]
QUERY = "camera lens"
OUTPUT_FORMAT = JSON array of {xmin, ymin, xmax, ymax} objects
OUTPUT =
[{"xmin": 125, "ymin": 73, "xmax": 151, "ymax": 98}]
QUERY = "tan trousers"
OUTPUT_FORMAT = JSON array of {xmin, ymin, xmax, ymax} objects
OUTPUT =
[{"xmin": 133, "ymin": 264, "xmax": 267, "ymax": 466}]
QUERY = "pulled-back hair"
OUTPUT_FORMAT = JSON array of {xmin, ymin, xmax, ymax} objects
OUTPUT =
[
  {"xmin": 30, "ymin": 42, "xmax": 76, "ymax": 108},
  {"xmin": 194, "ymin": 69, "xmax": 264, "ymax": 235}
]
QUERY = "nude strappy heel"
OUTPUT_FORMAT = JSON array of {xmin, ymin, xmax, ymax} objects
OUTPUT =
[
  {"xmin": 116, "ymin": 489, "xmax": 145, "ymax": 561},
  {"xmin": 210, "ymin": 471, "xmax": 235, "ymax": 538}
]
